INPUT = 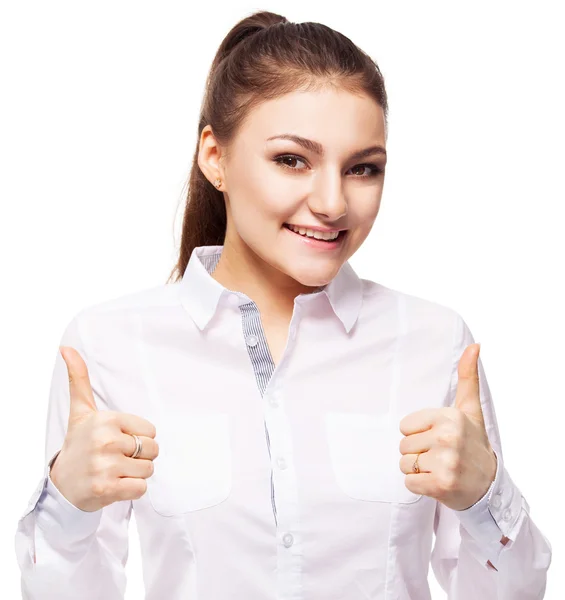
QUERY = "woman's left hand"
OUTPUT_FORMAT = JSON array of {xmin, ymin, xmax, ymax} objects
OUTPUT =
[{"xmin": 398, "ymin": 343, "xmax": 498, "ymax": 511}]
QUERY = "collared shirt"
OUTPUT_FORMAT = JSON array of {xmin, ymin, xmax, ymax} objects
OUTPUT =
[{"xmin": 15, "ymin": 245, "xmax": 551, "ymax": 599}]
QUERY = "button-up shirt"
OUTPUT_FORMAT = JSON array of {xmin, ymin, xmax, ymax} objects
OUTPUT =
[{"xmin": 15, "ymin": 245, "xmax": 552, "ymax": 599}]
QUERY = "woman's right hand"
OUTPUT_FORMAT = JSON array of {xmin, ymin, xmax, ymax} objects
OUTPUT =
[{"xmin": 49, "ymin": 346, "xmax": 159, "ymax": 512}]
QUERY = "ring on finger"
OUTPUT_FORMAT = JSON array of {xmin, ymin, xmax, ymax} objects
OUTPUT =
[{"xmin": 129, "ymin": 434, "xmax": 143, "ymax": 459}]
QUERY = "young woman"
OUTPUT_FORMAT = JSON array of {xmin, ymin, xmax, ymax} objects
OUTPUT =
[{"xmin": 15, "ymin": 10, "xmax": 551, "ymax": 600}]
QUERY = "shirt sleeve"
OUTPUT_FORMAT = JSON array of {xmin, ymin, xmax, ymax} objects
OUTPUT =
[
  {"xmin": 14, "ymin": 313, "xmax": 133, "ymax": 600},
  {"xmin": 429, "ymin": 313, "xmax": 552, "ymax": 599}
]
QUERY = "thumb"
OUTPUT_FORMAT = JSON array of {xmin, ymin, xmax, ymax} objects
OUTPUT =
[
  {"xmin": 454, "ymin": 343, "xmax": 484, "ymax": 425},
  {"xmin": 60, "ymin": 346, "xmax": 98, "ymax": 422}
]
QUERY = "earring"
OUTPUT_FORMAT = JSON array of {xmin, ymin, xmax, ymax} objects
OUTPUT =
[{"xmin": 213, "ymin": 178, "xmax": 222, "ymax": 189}]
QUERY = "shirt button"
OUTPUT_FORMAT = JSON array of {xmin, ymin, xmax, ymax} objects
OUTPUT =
[
  {"xmin": 268, "ymin": 396, "xmax": 279, "ymax": 408},
  {"xmin": 276, "ymin": 457, "xmax": 287, "ymax": 470},
  {"xmin": 282, "ymin": 533, "xmax": 294, "ymax": 548},
  {"xmin": 502, "ymin": 509, "xmax": 512, "ymax": 521},
  {"xmin": 491, "ymin": 495, "xmax": 501, "ymax": 508},
  {"xmin": 246, "ymin": 334, "xmax": 258, "ymax": 347}
]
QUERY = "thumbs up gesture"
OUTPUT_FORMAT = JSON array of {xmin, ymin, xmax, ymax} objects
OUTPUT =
[
  {"xmin": 49, "ymin": 346, "xmax": 159, "ymax": 512},
  {"xmin": 398, "ymin": 344, "xmax": 498, "ymax": 511}
]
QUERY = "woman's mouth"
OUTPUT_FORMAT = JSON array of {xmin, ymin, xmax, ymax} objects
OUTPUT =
[{"xmin": 283, "ymin": 223, "xmax": 348, "ymax": 250}]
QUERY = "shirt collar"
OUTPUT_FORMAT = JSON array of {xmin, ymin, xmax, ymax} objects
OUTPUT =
[{"xmin": 179, "ymin": 245, "xmax": 363, "ymax": 333}]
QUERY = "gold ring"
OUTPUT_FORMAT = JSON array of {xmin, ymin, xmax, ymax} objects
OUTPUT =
[{"xmin": 130, "ymin": 434, "xmax": 143, "ymax": 459}]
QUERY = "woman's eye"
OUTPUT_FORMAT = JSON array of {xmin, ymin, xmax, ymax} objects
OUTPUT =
[
  {"xmin": 274, "ymin": 155, "xmax": 308, "ymax": 170},
  {"xmin": 349, "ymin": 164, "xmax": 383, "ymax": 177},
  {"xmin": 273, "ymin": 154, "xmax": 383, "ymax": 178}
]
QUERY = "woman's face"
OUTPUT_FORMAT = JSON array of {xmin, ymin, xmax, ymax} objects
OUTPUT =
[{"xmin": 200, "ymin": 86, "xmax": 387, "ymax": 289}]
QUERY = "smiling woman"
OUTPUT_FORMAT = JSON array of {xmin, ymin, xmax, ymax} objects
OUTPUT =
[
  {"xmin": 15, "ymin": 8, "xmax": 552, "ymax": 600},
  {"xmin": 194, "ymin": 86, "xmax": 389, "ymax": 313}
]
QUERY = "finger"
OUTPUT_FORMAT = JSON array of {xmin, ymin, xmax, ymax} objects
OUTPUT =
[
  {"xmin": 118, "ymin": 432, "xmax": 159, "ymax": 461},
  {"xmin": 399, "ymin": 407, "xmax": 439, "ymax": 436},
  {"xmin": 400, "ymin": 451, "xmax": 432, "ymax": 474},
  {"xmin": 117, "ymin": 456, "xmax": 155, "ymax": 479},
  {"xmin": 399, "ymin": 428, "xmax": 433, "ymax": 455},
  {"xmin": 116, "ymin": 413, "xmax": 157, "ymax": 439},
  {"xmin": 403, "ymin": 471, "xmax": 435, "ymax": 497},
  {"xmin": 454, "ymin": 344, "xmax": 484, "ymax": 423},
  {"xmin": 60, "ymin": 346, "xmax": 98, "ymax": 420},
  {"xmin": 113, "ymin": 476, "xmax": 148, "ymax": 502}
]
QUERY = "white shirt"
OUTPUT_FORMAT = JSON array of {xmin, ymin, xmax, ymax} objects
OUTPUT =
[{"xmin": 15, "ymin": 245, "xmax": 552, "ymax": 599}]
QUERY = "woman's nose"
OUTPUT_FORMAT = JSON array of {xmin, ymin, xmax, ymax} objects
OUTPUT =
[{"xmin": 307, "ymin": 176, "xmax": 348, "ymax": 221}]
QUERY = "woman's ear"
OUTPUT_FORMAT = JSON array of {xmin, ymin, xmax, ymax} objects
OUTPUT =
[{"xmin": 197, "ymin": 125, "xmax": 226, "ymax": 185}]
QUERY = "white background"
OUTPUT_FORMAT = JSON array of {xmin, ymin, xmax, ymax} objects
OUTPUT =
[{"xmin": 1, "ymin": 1, "xmax": 563, "ymax": 598}]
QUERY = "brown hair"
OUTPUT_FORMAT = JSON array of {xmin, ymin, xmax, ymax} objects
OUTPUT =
[{"xmin": 166, "ymin": 10, "xmax": 388, "ymax": 283}]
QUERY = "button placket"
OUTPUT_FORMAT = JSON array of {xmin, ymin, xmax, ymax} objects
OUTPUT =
[
  {"xmin": 233, "ymin": 291, "xmax": 303, "ymax": 595},
  {"xmin": 264, "ymin": 382, "xmax": 302, "ymax": 594},
  {"xmin": 238, "ymin": 301, "xmax": 279, "ymax": 529},
  {"xmin": 245, "ymin": 334, "xmax": 258, "ymax": 347},
  {"xmin": 206, "ymin": 251, "xmax": 303, "ymax": 594}
]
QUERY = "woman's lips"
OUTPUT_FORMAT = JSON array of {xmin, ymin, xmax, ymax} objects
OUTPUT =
[{"xmin": 283, "ymin": 223, "xmax": 348, "ymax": 250}]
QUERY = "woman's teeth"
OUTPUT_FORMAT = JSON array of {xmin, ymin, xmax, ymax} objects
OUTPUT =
[{"xmin": 285, "ymin": 224, "xmax": 340, "ymax": 241}]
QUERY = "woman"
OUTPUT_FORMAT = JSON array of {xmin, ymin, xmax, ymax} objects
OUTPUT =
[{"xmin": 15, "ymin": 10, "xmax": 551, "ymax": 600}]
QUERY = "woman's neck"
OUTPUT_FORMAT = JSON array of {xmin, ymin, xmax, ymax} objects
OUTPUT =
[{"xmin": 210, "ymin": 241, "xmax": 320, "ymax": 323}]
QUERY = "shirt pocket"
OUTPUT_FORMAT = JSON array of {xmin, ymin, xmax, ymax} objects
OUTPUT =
[
  {"xmin": 147, "ymin": 412, "xmax": 232, "ymax": 516},
  {"xmin": 325, "ymin": 411, "xmax": 422, "ymax": 504}
]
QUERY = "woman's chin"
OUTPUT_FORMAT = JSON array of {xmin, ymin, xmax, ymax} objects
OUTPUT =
[{"xmin": 284, "ymin": 265, "xmax": 341, "ymax": 290}]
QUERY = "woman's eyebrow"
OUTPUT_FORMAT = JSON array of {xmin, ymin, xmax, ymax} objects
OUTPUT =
[{"xmin": 266, "ymin": 133, "xmax": 387, "ymax": 160}]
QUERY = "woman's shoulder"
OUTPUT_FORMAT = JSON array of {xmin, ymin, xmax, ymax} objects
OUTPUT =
[
  {"xmin": 359, "ymin": 277, "xmax": 460, "ymax": 327},
  {"xmin": 58, "ymin": 282, "xmax": 183, "ymax": 356},
  {"xmin": 88, "ymin": 281, "xmax": 179, "ymax": 311},
  {"xmin": 71, "ymin": 281, "xmax": 182, "ymax": 326}
]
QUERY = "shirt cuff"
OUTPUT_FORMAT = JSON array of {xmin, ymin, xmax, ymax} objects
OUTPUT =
[
  {"xmin": 454, "ymin": 449, "xmax": 524, "ymax": 565},
  {"xmin": 33, "ymin": 450, "xmax": 103, "ymax": 542}
]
